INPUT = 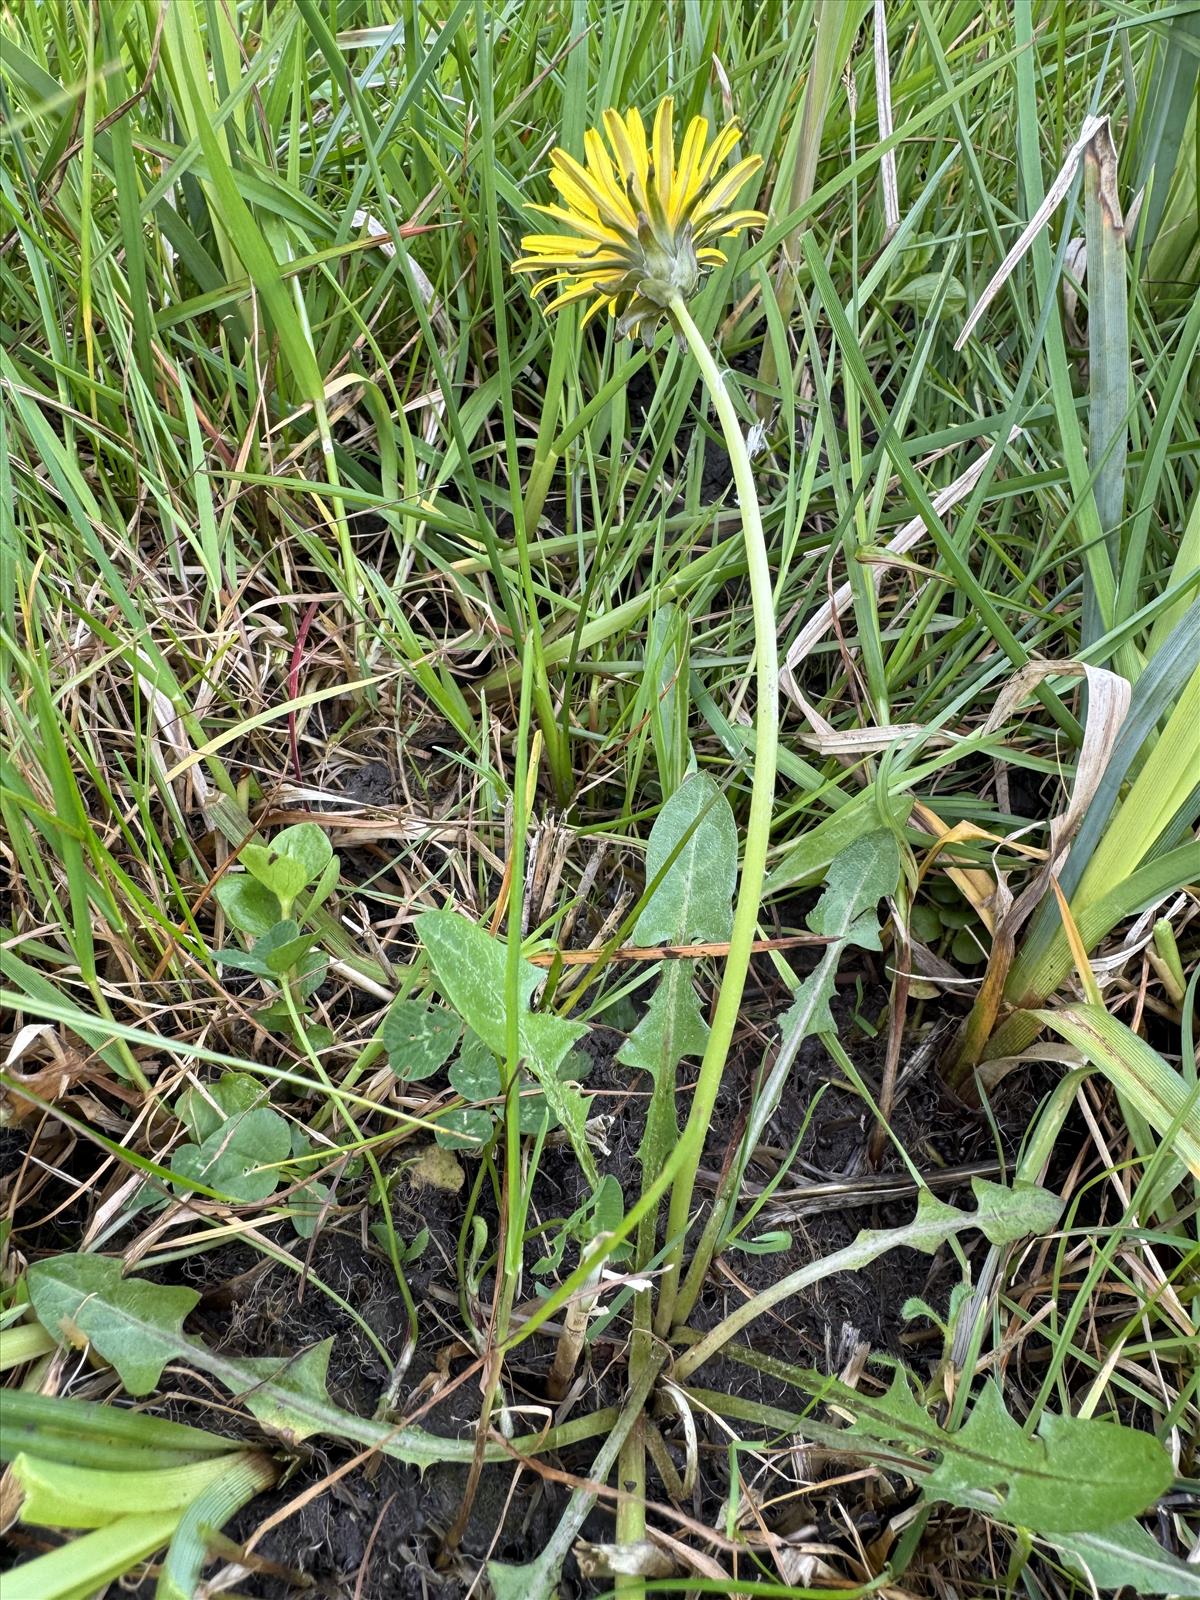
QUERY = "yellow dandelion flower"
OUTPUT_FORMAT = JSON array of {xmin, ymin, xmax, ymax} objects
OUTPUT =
[{"xmin": 513, "ymin": 97, "xmax": 766, "ymax": 342}]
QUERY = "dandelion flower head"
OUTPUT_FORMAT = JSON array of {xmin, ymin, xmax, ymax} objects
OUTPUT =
[{"xmin": 513, "ymin": 97, "xmax": 766, "ymax": 341}]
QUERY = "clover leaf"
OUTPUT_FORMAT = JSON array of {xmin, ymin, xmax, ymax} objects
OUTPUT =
[{"xmin": 171, "ymin": 1107, "xmax": 291, "ymax": 1203}]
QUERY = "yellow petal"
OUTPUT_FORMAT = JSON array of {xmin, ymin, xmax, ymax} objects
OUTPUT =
[
  {"xmin": 692, "ymin": 121, "xmax": 742, "ymax": 194},
  {"xmin": 671, "ymin": 114, "xmax": 711, "ymax": 225},
  {"xmin": 582, "ymin": 129, "xmax": 638, "ymax": 228},
  {"xmin": 514, "ymin": 268, "xmax": 578, "ymax": 292},
  {"xmin": 546, "ymin": 161, "xmax": 600, "ymax": 220},
  {"xmin": 516, "ymin": 255, "xmax": 628, "ymax": 277},
  {"xmin": 603, "ymin": 108, "xmax": 648, "ymax": 211},
  {"xmin": 521, "ymin": 271, "xmax": 574, "ymax": 296},
  {"xmin": 652, "ymin": 97, "xmax": 675, "ymax": 212},
  {"xmin": 550, "ymin": 149, "xmax": 635, "ymax": 232},
  {"xmin": 517, "ymin": 232, "xmax": 606, "ymax": 256},
  {"xmin": 541, "ymin": 280, "xmax": 606, "ymax": 315},
  {"xmin": 690, "ymin": 153, "xmax": 763, "ymax": 226},
  {"xmin": 527, "ymin": 202, "xmax": 627, "ymax": 246},
  {"xmin": 580, "ymin": 292, "xmax": 614, "ymax": 328},
  {"xmin": 546, "ymin": 169, "xmax": 602, "ymax": 222},
  {"xmin": 624, "ymin": 106, "xmax": 649, "ymax": 185},
  {"xmin": 693, "ymin": 207, "xmax": 767, "ymax": 243}
]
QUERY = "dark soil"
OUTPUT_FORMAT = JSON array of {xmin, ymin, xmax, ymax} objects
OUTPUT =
[
  {"xmin": 189, "ymin": 1227, "xmax": 579, "ymax": 1597},
  {"xmin": 97, "ymin": 989, "xmax": 1044, "ymax": 1600}
]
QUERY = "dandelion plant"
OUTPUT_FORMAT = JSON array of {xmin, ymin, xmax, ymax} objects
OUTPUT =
[{"xmin": 514, "ymin": 97, "xmax": 776, "ymax": 1329}]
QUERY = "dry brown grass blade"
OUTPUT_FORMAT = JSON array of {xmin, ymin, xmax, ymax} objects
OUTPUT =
[
  {"xmin": 874, "ymin": 0, "xmax": 899, "ymax": 240},
  {"xmin": 955, "ymin": 113, "xmax": 1107, "ymax": 350},
  {"xmin": 526, "ymin": 933, "xmax": 834, "ymax": 968},
  {"xmin": 951, "ymin": 662, "xmax": 1133, "ymax": 1082},
  {"xmin": 781, "ymin": 427, "xmax": 1023, "ymax": 698}
]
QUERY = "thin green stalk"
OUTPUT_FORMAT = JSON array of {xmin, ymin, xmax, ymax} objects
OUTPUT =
[
  {"xmin": 614, "ymin": 1304, "xmax": 651, "ymax": 1596},
  {"xmin": 475, "ymin": 3, "xmax": 571, "ymax": 801},
  {"xmin": 501, "ymin": 644, "xmax": 537, "ymax": 1306},
  {"xmin": 498, "ymin": 1344, "xmax": 667, "ymax": 1594},
  {"xmin": 443, "ymin": 647, "xmax": 537, "ymax": 1553},
  {"xmin": 755, "ymin": 0, "xmax": 866, "ymax": 412},
  {"xmin": 654, "ymin": 296, "xmax": 779, "ymax": 1334}
]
